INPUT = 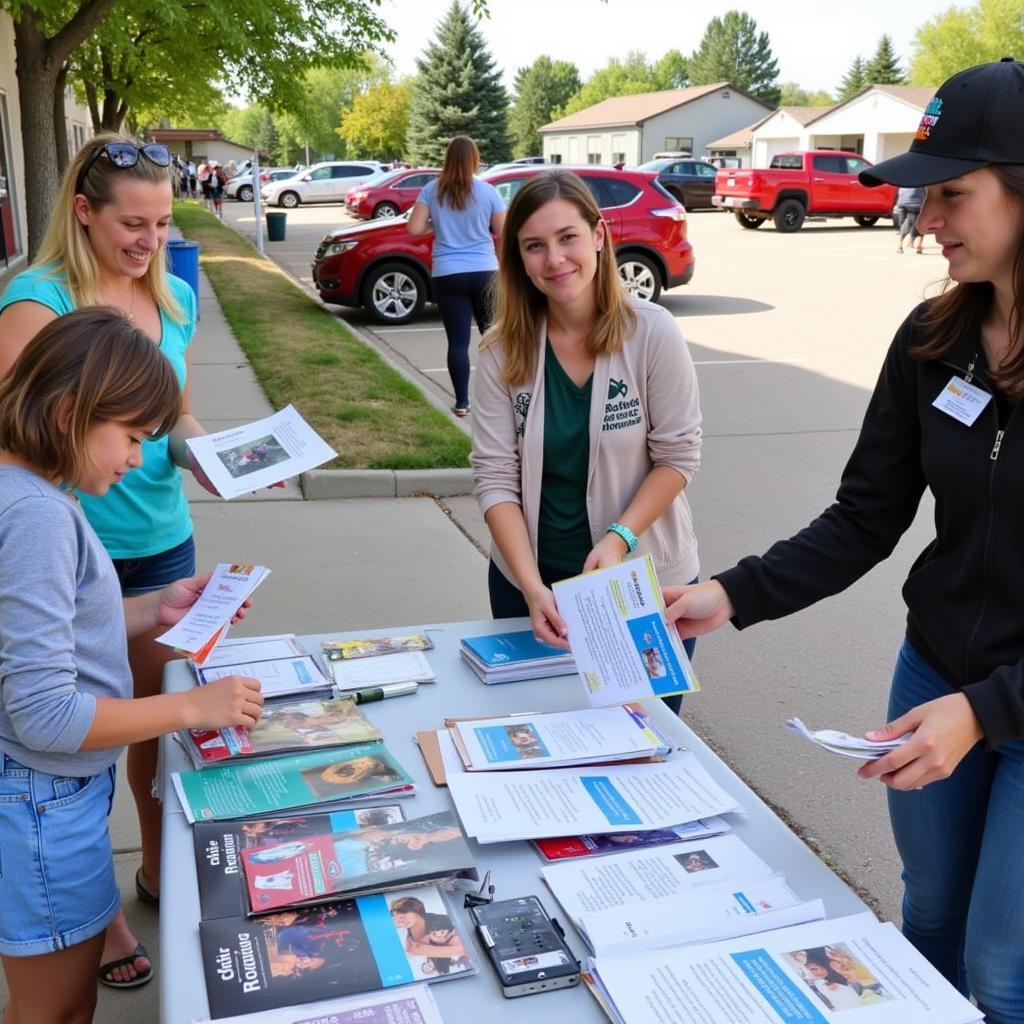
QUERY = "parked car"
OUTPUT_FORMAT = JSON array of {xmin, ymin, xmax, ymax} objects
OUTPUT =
[
  {"xmin": 638, "ymin": 157, "xmax": 718, "ymax": 209},
  {"xmin": 226, "ymin": 166, "xmax": 302, "ymax": 202},
  {"xmin": 484, "ymin": 157, "xmax": 547, "ymax": 172},
  {"xmin": 345, "ymin": 168, "xmax": 440, "ymax": 220},
  {"xmin": 712, "ymin": 150, "xmax": 897, "ymax": 232},
  {"xmin": 261, "ymin": 161, "xmax": 385, "ymax": 208},
  {"xmin": 313, "ymin": 165, "xmax": 694, "ymax": 324}
]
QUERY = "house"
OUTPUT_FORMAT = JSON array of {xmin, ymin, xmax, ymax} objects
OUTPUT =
[
  {"xmin": 145, "ymin": 128, "xmax": 259, "ymax": 167},
  {"xmin": 746, "ymin": 107, "xmax": 832, "ymax": 166},
  {"xmin": 538, "ymin": 83, "xmax": 774, "ymax": 167}
]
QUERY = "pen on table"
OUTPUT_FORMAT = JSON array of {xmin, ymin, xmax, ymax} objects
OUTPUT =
[{"xmin": 351, "ymin": 681, "xmax": 419, "ymax": 704}]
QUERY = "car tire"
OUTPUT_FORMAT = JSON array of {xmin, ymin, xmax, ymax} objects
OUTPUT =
[
  {"xmin": 373, "ymin": 202, "xmax": 400, "ymax": 219},
  {"xmin": 854, "ymin": 215, "xmax": 879, "ymax": 227},
  {"xmin": 617, "ymin": 253, "xmax": 661, "ymax": 303},
  {"xmin": 237, "ymin": 185, "xmax": 253, "ymax": 202},
  {"xmin": 361, "ymin": 262, "xmax": 427, "ymax": 324},
  {"xmin": 734, "ymin": 211, "xmax": 764, "ymax": 229},
  {"xmin": 279, "ymin": 191, "xmax": 300, "ymax": 209},
  {"xmin": 773, "ymin": 199, "xmax": 806, "ymax": 232}
]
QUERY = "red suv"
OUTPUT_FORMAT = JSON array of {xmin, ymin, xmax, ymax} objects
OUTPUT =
[
  {"xmin": 345, "ymin": 168, "xmax": 440, "ymax": 220},
  {"xmin": 313, "ymin": 165, "xmax": 694, "ymax": 324}
]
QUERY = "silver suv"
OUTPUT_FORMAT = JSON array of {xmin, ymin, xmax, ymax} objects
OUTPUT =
[{"xmin": 261, "ymin": 161, "xmax": 385, "ymax": 208}]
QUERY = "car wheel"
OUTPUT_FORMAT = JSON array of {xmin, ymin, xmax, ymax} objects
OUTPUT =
[
  {"xmin": 617, "ymin": 253, "xmax": 661, "ymax": 303},
  {"xmin": 373, "ymin": 202, "xmax": 400, "ymax": 219},
  {"xmin": 238, "ymin": 185, "xmax": 253, "ymax": 202},
  {"xmin": 854, "ymin": 215, "xmax": 879, "ymax": 227},
  {"xmin": 773, "ymin": 199, "xmax": 806, "ymax": 232},
  {"xmin": 734, "ymin": 211, "xmax": 764, "ymax": 229},
  {"xmin": 280, "ymin": 191, "xmax": 300, "ymax": 209},
  {"xmin": 361, "ymin": 262, "xmax": 427, "ymax": 324}
]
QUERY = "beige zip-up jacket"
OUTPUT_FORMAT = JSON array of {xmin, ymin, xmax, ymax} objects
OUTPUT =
[{"xmin": 470, "ymin": 299, "xmax": 701, "ymax": 587}]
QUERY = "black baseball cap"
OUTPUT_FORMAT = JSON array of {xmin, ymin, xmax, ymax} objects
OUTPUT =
[{"xmin": 860, "ymin": 57, "xmax": 1024, "ymax": 187}]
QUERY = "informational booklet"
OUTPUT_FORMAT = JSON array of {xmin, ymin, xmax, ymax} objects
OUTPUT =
[
  {"xmin": 533, "ymin": 816, "xmax": 731, "ymax": 862},
  {"xmin": 585, "ymin": 912, "xmax": 982, "ymax": 1024},
  {"xmin": 185, "ymin": 405, "xmax": 336, "ymax": 500},
  {"xmin": 195, "ymin": 806, "xmax": 407, "ymax": 921},
  {"xmin": 199, "ymin": 885, "xmax": 475, "ymax": 1019},
  {"xmin": 577, "ymin": 877, "xmax": 824, "ymax": 956},
  {"xmin": 322, "ymin": 635, "xmax": 434, "ymax": 661},
  {"xmin": 203, "ymin": 635, "xmax": 303, "ymax": 668},
  {"xmin": 459, "ymin": 630, "xmax": 576, "ymax": 684},
  {"xmin": 328, "ymin": 651, "xmax": 436, "ymax": 691},
  {"xmin": 196, "ymin": 655, "xmax": 333, "ymax": 701},
  {"xmin": 445, "ymin": 753, "xmax": 741, "ymax": 843},
  {"xmin": 180, "ymin": 696, "xmax": 382, "ymax": 769},
  {"xmin": 240, "ymin": 811, "xmax": 476, "ymax": 914},
  {"xmin": 552, "ymin": 556, "xmax": 699, "ymax": 706},
  {"xmin": 194, "ymin": 984, "xmax": 446, "ymax": 1024},
  {"xmin": 449, "ymin": 704, "xmax": 673, "ymax": 771},
  {"xmin": 156, "ymin": 563, "xmax": 271, "ymax": 664},
  {"xmin": 786, "ymin": 718, "xmax": 912, "ymax": 760},
  {"xmin": 172, "ymin": 742, "xmax": 415, "ymax": 823}
]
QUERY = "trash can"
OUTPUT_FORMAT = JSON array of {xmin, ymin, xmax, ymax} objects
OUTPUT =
[
  {"xmin": 165, "ymin": 239, "xmax": 200, "ymax": 318},
  {"xmin": 266, "ymin": 211, "xmax": 287, "ymax": 242}
]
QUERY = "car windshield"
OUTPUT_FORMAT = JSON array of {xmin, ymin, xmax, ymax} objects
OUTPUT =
[{"xmin": 638, "ymin": 159, "xmax": 673, "ymax": 171}]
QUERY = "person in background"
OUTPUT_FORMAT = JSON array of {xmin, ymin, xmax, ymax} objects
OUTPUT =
[
  {"xmin": 210, "ymin": 161, "xmax": 226, "ymax": 219},
  {"xmin": 470, "ymin": 169, "xmax": 701, "ymax": 713},
  {"xmin": 408, "ymin": 136, "xmax": 505, "ymax": 417},
  {"xmin": 665, "ymin": 60, "xmax": 1024, "ymax": 1023},
  {"xmin": 895, "ymin": 184, "xmax": 926, "ymax": 253}
]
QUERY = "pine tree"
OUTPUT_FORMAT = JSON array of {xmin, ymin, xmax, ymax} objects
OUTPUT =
[
  {"xmin": 865, "ymin": 34, "xmax": 906, "ymax": 84},
  {"xmin": 836, "ymin": 56, "xmax": 868, "ymax": 102},
  {"xmin": 688, "ymin": 10, "xmax": 781, "ymax": 106},
  {"xmin": 406, "ymin": 1, "xmax": 510, "ymax": 165},
  {"xmin": 509, "ymin": 56, "xmax": 580, "ymax": 156}
]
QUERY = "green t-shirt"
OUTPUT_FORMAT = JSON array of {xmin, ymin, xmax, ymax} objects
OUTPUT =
[{"xmin": 537, "ymin": 340, "xmax": 593, "ymax": 573}]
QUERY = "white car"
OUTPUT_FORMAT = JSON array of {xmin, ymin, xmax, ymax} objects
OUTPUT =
[
  {"xmin": 261, "ymin": 161, "xmax": 385, "ymax": 208},
  {"xmin": 226, "ymin": 167, "xmax": 302, "ymax": 202}
]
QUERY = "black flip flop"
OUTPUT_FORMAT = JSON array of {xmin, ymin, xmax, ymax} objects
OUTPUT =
[
  {"xmin": 135, "ymin": 867, "xmax": 159, "ymax": 906},
  {"xmin": 98, "ymin": 942, "xmax": 153, "ymax": 989}
]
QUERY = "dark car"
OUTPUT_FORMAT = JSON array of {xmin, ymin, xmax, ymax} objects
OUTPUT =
[
  {"xmin": 313, "ymin": 165, "xmax": 695, "ymax": 325},
  {"xmin": 345, "ymin": 168, "xmax": 439, "ymax": 220},
  {"xmin": 638, "ymin": 158, "xmax": 719, "ymax": 209}
]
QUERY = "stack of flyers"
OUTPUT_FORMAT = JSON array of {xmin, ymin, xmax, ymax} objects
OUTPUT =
[
  {"xmin": 785, "ymin": 718, "xmax": 911, "ymax": 760},
  {"xmin": 205, "ymin": 984, "xmax": 446, "ymax": 1024},
  {"xmin": 533, "ymin": 816, "xmax": 731, "ymax": 862},
  {"xmin": 321, "ymin": 634, "xmax": 434, "ymax": 661},
  {"xmin": 458, "ymin": 629, "xmax": 576, "ymax": 684},
  {"xmin": 194, "ymin": 654, "xmax": 333, "ymax": 701},
  {"xmin": 327, "ymin": 651, "xmax": 436, "ymax": 692}
]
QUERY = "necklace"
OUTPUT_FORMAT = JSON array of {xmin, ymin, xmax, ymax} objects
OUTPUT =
[{"xmin": 127, "ymin": 278, "xmax": 136, "ymax": 321}]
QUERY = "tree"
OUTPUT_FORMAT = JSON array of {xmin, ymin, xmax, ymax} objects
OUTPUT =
[
  {"xmin": 836, "ymin": 56, "xmax": 868, "ymax": 102},
  {"xmin": 654, "ymin": 49, "xmax": 689, "ymax": 90},
  {"xmin": 338, "ymin": 82, "xmax": 411, "ymax": 160},
  {"xmin": 688, "ymin": 10, "xmax": 781, "ymax": 106},
  {"xmin": 406, "ymin": 1, "xmax": 510, "ymax": 165},
  {"xmin": 778, "ymin": 82, "xmax": 834, "ymax": 107},
  {"xmin": 865, "ymin": 34, "xmax": 906, "ymax": 84},
  {"xmin": 911, "ymin": 0, "xmax": 1024, "ymax": 85},
  {"xmin": 508, "ymin": 56, "xmax": 580, "ymax": 156},
  {"xmin": 558, "ymin": 52, "xmax": 664, "ymax": 116}
]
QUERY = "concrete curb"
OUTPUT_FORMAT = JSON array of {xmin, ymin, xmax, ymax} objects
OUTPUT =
[{"xmin": 301, "ymin": 468, "xmax": 474, "ymax": 499}]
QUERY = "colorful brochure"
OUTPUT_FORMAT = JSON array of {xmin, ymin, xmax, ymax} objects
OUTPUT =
[
  {"xmin": 185, "ymin": 404, "xmax": 336, "ymax": 500},
  {"xmin": 458, "ymin": 629, "xmax": 576, "ymax": 684},
  {"xmin": 533, "ymin": 815, "xmax": 731, "ymax": 861},
  {"xmin": 195, "ymin": 654, "xmax": 332, "ymax": 701},
  {"xmin": 321, "ymin": 634, "xmax": 434, "ymax": 660}
]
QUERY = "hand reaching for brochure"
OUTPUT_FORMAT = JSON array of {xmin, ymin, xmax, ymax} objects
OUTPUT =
[
  {"xmin": 583, "ymin": 532, "xmax": 628, "ymax": 573},
  {"xmin": 525, "ymin": 584, "xmax": 570, "ymax": 650},
  {"xmin": 663, "ymin": 580, "xmax": 735, "ymax": 640},
  {"xmin": 156, "ymin": 572, "xmax": 253, "ymax": 629},
  {"xmin": 857, "ymin": 693, "xmax": 983, "ymax": 791},
  {"xmin": 186, "ymin": 674, "xmax": 264, "ymax": 730}
]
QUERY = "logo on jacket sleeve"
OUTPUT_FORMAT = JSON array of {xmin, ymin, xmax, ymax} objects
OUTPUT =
[{"xmin": 514, "ymin": 391, "xmax": 531, "ymax": 437}]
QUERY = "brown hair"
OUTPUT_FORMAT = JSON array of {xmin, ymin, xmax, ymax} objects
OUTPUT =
[
  {"xmin": 912, "ymin": 165, "xmax": 1024, "ymax": 399},
  {"xmin": 389, "ymin": 896, "xmax": 426, "ymax": 915},
  {"xmin": 34, "ymin": 133, "xmax": 184, "ymax": 322},
  {"xmin": 0, "ymin": 307, "xmax": 181, "ymax": 486},
  {"xmin": 485, "ymin": 169, "xmax": 636, "ymax": 385},
  {"xmin": 435, "ymin": 136, "xmax": 480, "ymax": 211}
]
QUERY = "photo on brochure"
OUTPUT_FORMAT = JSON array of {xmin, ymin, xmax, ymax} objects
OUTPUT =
[
  {"xmin": 782, "ymin": 943, "xmax": 893, "ymax": 1012},
  {"xmin": 474, "ymin": 722, "xmax": 550, "ymax": 763},
  {"xmin": 300, "ymin": 753, "xmax": 407, "ymax": 799},
  {"xmin": 218, "ymin": 433, "xmax": 290, "ymax": 479}
]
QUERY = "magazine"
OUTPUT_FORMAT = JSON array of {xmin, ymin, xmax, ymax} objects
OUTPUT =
[
  {"xmin": 195, "ymin": 655, "xmax": 333, "ymax": 702},
  {"xmin": 181, "ymin": 696, "xmax": 383, "ymax": 769},
  {"xmin": 533, "ymin": 816, "xmax": 731, "ymax": 862},
  {"xmin": 240, "ymin": 811, "xmax": 476, "ymax": 914},
  {"xmin": 172, "ymin": 743, "xmax": 415, "ymax": 823},
  {"xmin": 199, "ymin": 885, "xmax": 475, "ymax": 1019},
  {"xmin": 458, "ymin": 630, "xmax": 576, "ymax": 684},
  {"xmin": 195, "ymin": 807, "xmax": 407, "ymax": 922},
  {"xmin": 321, "ymin": 635, "xmax": 434, "ymax": 661}
]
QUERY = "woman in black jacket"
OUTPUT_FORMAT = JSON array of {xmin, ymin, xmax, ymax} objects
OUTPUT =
[{"xmin": 665, "ymin": 59, "xmax": 1024, "ymax": 1024}]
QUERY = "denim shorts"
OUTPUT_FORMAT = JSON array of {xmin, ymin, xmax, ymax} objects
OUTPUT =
[
  {"xmin": 111, "ymin": 535, "xmax": 196, "ymax": 596},
  {"xmin": 0, "ymin": 753, "xmax": 119, "ymax": 956}
]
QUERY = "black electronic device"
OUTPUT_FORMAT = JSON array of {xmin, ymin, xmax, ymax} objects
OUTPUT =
[{"xmin": 468, "ymin": 894, "xmax": 581, "ymax": 998}]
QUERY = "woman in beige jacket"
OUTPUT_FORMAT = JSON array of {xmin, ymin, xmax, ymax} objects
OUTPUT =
[{"xmin": 470, "ymin": 170, "xmax": 702, "ymax": 708}]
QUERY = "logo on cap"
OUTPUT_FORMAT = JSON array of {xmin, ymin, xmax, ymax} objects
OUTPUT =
[{"xmin": 916, "ymin": 97, "xmax": 943, "ymax": 141}]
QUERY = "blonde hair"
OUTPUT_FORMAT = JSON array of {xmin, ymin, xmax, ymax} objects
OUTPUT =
[
  {"xmin": 35, "ymin": 133, "xmax": 184, "ymax": 322},
  {"xmin": 0, "ymin": 307, "xmax": 182, "ymax": 487},
  {"xmin": 485, "ymin": 169, "xmax": 635, "ymax": 385},
  {"xmin": 436, "ymin": 136, "xmax": 480, "ymax": 211}
]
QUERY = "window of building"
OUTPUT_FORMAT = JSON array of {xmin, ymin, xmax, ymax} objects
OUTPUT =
[
  {"xmin": 612, "ymin": 152, "xmax": 626, "ymax": 165},
  {"xmin": 586, "ymin": 135, "xmax": 602, "ymax": 164},
  {"xmin": 548, "ymin": 154, "xmax": 562, "ymax": 164},
  {"xmin": 664, "ymin": 137, "xmax": 693, "ymax": 154},
  {"xmin": 587, "ymin": 153, "xmax": 602, "ymax": 164}
]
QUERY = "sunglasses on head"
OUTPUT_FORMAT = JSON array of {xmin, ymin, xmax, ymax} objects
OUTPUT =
[{"xmin": 75, "ymin": 142, "xmax": 172, "ymax": 194}]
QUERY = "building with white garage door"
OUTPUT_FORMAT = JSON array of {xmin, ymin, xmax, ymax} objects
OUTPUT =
[{"xmin": 749, "ymin": 107, "xmax": 831, "ymax": 166}]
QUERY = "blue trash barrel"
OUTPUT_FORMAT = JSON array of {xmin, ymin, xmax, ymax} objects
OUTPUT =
[{"xmin": 165, "ymin": 239, "xmax": 200, "ymax": 318}]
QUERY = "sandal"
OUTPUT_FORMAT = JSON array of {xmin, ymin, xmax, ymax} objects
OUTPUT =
[
  {"xmin": 98, "ymin": 942, "xmax": 154, "ymax": 989},
  {"xmin": 135, "ymin": 866, "xmax": 159, "ymax": 906},
  {"xmin": 452, "ymin": 405, "xmax": 470, "ymax": 418}
]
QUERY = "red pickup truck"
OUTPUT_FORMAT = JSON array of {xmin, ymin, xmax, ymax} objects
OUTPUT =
[{"xmin": 712, "ymin": 151, "xmax": 897, "ymax": 232}]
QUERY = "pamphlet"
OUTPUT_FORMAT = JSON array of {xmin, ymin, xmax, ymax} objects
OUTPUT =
[
  {"xmin": 156, "ymin": 563, "xmax": 271, "ymax": 663},
  {"xmin": 194, "ymin": 984, "xmax": 446, "ymax": 1024},
  {"xmin": 172, "ymin": 742, "xmax": 415, "ymax": 823},
  {"xmin": 185, "ymin": 405, "xmax": 336, "ymax": 500},
  {"xmin": 585, "ymin": 912, "xmax": 982, "ymax": 1024},
  {"xmin": 533, "ymin": 816, "xmax": 731, "ymax": 861},
  {"xmin": 458, "ymin": 630, "xmax": 576, "ymax": 684},
  {"xmin": 328, "ymin": 651, "xmax": 436, "ymax": 691},
  {"xmin": 786, "ymin": 718, "xmax": 912, "ymax": 760},
  {"xmin": 203, "ymin": 635, "xmax": 303, "ymax": 668},
  {"xmin": 445, "ymin": 753, "xmax": 741, "ymax": 843},
  {"xmin": 196, "ymin": 655, "xmax": 332, "ymax": 701},
  {"xmin": 321, "ymin": 635, "xmax": 434, "ymax": 660},
  {"xmin": 199, "ymin": 885, "xmax": 475, "ymax": 1019},
  {"xmin": 552, "ymin": 556, "xmax": 699, "ymax": 706},
  {"xmin": 195, "ymin": 806, "xmax": 407, "ymax": 921}
]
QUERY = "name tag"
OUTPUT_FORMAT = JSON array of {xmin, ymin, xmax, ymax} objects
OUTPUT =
[{"xmin": 932, "ymin": 376, "xmax": 991, "ymax": 426}]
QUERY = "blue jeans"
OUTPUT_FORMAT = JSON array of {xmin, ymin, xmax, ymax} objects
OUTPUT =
[
  {"xmin": 887, "ymin": 639, "xmax": 1024, "ymax": 1023},
  {"xmin": 110, "ymin": 535, "xmax": 196, "ymax": 596}
]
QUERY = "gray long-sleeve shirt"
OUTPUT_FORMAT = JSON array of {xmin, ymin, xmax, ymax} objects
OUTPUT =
[{"xmin": 0, "ymin": 466, "xmax": 130, "ymax": 775}]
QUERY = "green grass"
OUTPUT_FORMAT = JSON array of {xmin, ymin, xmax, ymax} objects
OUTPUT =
[{"xmin": 172, "ymin": 201, "xmax": 470, "ymax": 470}]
